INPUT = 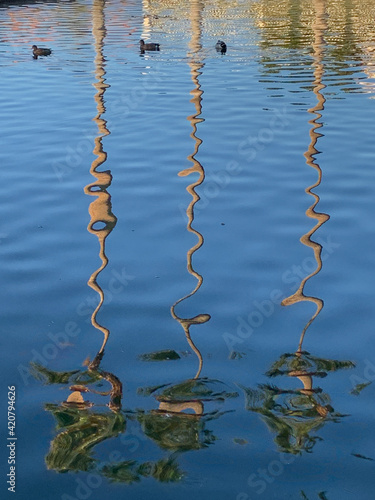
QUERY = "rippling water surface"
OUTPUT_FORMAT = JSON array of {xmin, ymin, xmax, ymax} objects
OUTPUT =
[{"xmin": 1, "ymin": 1, "xmax": 375, "ymax": 499}]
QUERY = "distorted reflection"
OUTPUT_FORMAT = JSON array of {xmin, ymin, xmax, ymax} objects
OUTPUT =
[
  {"xmin": 172, "ymin": 0, "xmax": 208, "ymax": 381},
  {"xmin": 252, "ymin": 0, "xmax": 375, "ymax": 57},
  {"xmin": 84, "ymin": 0, "xmax": 117, "ymax": 356},
  {"xmin": 137, "ymin": 376, "xmax": 238, "ymax": 452},
  {"xmin": 33, "ymin": 0, "xmax": 124, "ymax": 474},
  {"xmin": 242, "ymin": 0, "xmax": 354, "ymax": 455},
  {"xmin": 281, "ymin": 0, "xmax": 329, "ymax": 347},
  {"xmin": 350, "ymin": 380, "xmax": 372, "ymax": 397},
  {"xmin": 39, "ymin": 0, "xmax": 236, "ymax": 480},
  {"xmin": 33, "ymin": 358, "xmax": 124, "ymax": 472},
  {"xmin": 138, "ymin": 0, "xmax": 238, "ymax": 454},
  {"xmin": 81, "ymin": 0, "xmax": 120, "ymax": 398},
  {"xmin": 242, "ymin": 350, "xmax": 354, "ymax": 454},
  {"xmin": 33, "ymin": 352, "xmax": 187, "ymax": 480}
]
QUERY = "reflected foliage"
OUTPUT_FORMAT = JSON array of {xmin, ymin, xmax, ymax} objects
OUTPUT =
[
  {"xmin": 137, "ymin": 410, "xmax": 216, "ymax": 451},
  {"xmin": 30, "ymin": 363, "xmax": 80, "ymax": 385},
  {"xmin": 138, "ymin": 350, "xmax": 181, "ymax": 362},
  {"xmin": 101, "ymin": 456, "xmax": 183, "ymax": 483},
  {"xmin": 137, "ymin": 377, "xmax": 236, "ymax": 451},
  {"xmin": 140, "ymin": 377, "xmax": 239, "ymax": 401},
  {"xmin": 266, "ymin": 351, "xmax": 355, "ymax": 378},
  {"xmin": 45, "ymin": 404, "xmax": 125, "ymax": 472},
  {"xmin": 38, "ymin": 367, "xmax": 228, "ymax": 477},
  {"xmin": 242, "ymin": 384, "xmax": 332, "ymax": 454},
  {"xmin": 31, "ymin": 362, "xmax": 102, "ymax": 386},
  {"xmin": 101, "ymin": 460, "xmax": 140, "ymax": 484},
  {"xmin": 350, "ymin": 381, "xmax": 372, "ymax": 396},
  {"xmin": 241, "ymin": 350, "xmax": 354, "ymax": 455},
  {"xmin": 45, "ymin": 402, "xmax": 187, "ymax": 481}
]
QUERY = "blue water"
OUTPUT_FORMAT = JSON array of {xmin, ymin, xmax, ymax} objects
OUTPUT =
[{"xmin": 1, "ymin": 1, "xmax": 375, "ymax": 499}]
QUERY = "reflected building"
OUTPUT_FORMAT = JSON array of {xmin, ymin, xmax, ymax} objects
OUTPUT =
[
  {"xmin": 252, "ymin": 0, "xmax": 375, "ymax": 50},
  {"xmin": 252, "ymin": 0, "xmax": 375, "ymax": 99},
  {"xmin": 136, "ymin": 0, "xmax": 375, "ymax": 55},
  {"xmin": 1, "ymin": 0, "xmax": 91, "ymax": 51}
]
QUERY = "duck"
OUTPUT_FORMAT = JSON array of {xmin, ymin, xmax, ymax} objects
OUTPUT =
[
  {"xmin": 215, "ymin": 40, "xmax": 227, "ymax": 54},
  {"xmin": 32, "ymin": 45, "xmax": 52, "ymax": 58},
  {"xmin": 139, "ymin": 39, "xmax": 160, "ymax": 51}
]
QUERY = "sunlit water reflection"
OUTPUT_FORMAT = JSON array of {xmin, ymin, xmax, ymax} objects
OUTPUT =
[{"xmin": 1, "ymin": 1, "xmax": 375, "ymax": 499}]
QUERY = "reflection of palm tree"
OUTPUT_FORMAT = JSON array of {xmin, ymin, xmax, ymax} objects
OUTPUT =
[
  {"xmin": 45, "ymin": 0, "xmax": 124, "ymax": 415},
  {"xmin": 137, "ymin": 0, "xmax": 239, "ymax": 456},
  {"xmin": 34, "ymin": 361, "xmax": 188, "ymax": 480},
  {"xmin": 241, "ymin": 336, "xmax": 354, "ymax": 453},
  {"xmin": 243, "ymin": 385, "xmax": 328, "ymax": 454},
  {"xmin": 138, "ymin": 377, "xmax": 238, "ymax": 451},
  {"xmin": 31, "ymin": 352, "xmax": 124, "ymax": 472},
  {"xmin": 241, "ymin": 349, "xmax": 354, "ymax": 454},
  {"xmin": 171, "ymin": 0, "xmax": 208, "ymax": 380},
  {"xmin": 42, "ymin": 379, "xmax": 186, "ymax": 482},
  {"xmin": 242, "ymin": 1, "xmax": 355, "ymax": 455},
  {"xmin": 37, "ymin": 0, "xmax": 125, "ymax": 475}
]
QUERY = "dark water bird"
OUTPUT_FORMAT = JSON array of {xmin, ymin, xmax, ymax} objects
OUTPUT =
[
  {"xmin": 139, "ymin": 39, "xmax": 160, "ymax": 52},
  {"xmin": 32, "ymin": 45, "xmax": 52, "ymax": 58},
  {"xmin": 215, "ymin": 40, "xmax": 227, "ymax": 54}
]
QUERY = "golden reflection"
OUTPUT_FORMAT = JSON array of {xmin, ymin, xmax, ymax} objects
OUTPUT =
[
  {"xmin": 242, "ymin": 0, "xmax": 355, "ymax": 456},
  {"xmin": 141, "ymin": 0, "xmax": 152, "ymax": 42},
  {"xmin": 139, "ymin": 3, "xmax": 240, "ymax": 437},
  {"xmin": 137, "ymin": 2, "xmax": 239, "ymax": 436},
  {"xmin": 281, "ymin": 0, "xmax": 329, "ymax": 351},
  {"xmin": 38, "ymin": 1, "xmax": 124, "ymax": 473},
  {"xmin": 171, "ymin": 0, "xmax": 209, "ymax": 382},
  {"xmin": 76, "ymin": 0, "xmax": 123, "ymax": 409},
  {"xmin": 48, "ymin": 0, "xmax": 122, "ymax": 413},
  {"xmin": 84, "ymin": 0, "xmax": 117, "ymax": 356}
]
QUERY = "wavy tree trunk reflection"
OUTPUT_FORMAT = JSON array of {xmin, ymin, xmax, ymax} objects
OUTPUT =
[
  {"xmin": 281, "ymin": 0, "xmax": 329, "ymax": 351},
  {"xmin": 85, "ymin": 0, "xmax": 117, "ymax": 357},
  {"xmin": 171, "ymin": 0, "xmax": 208, "ymax": 381}
]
